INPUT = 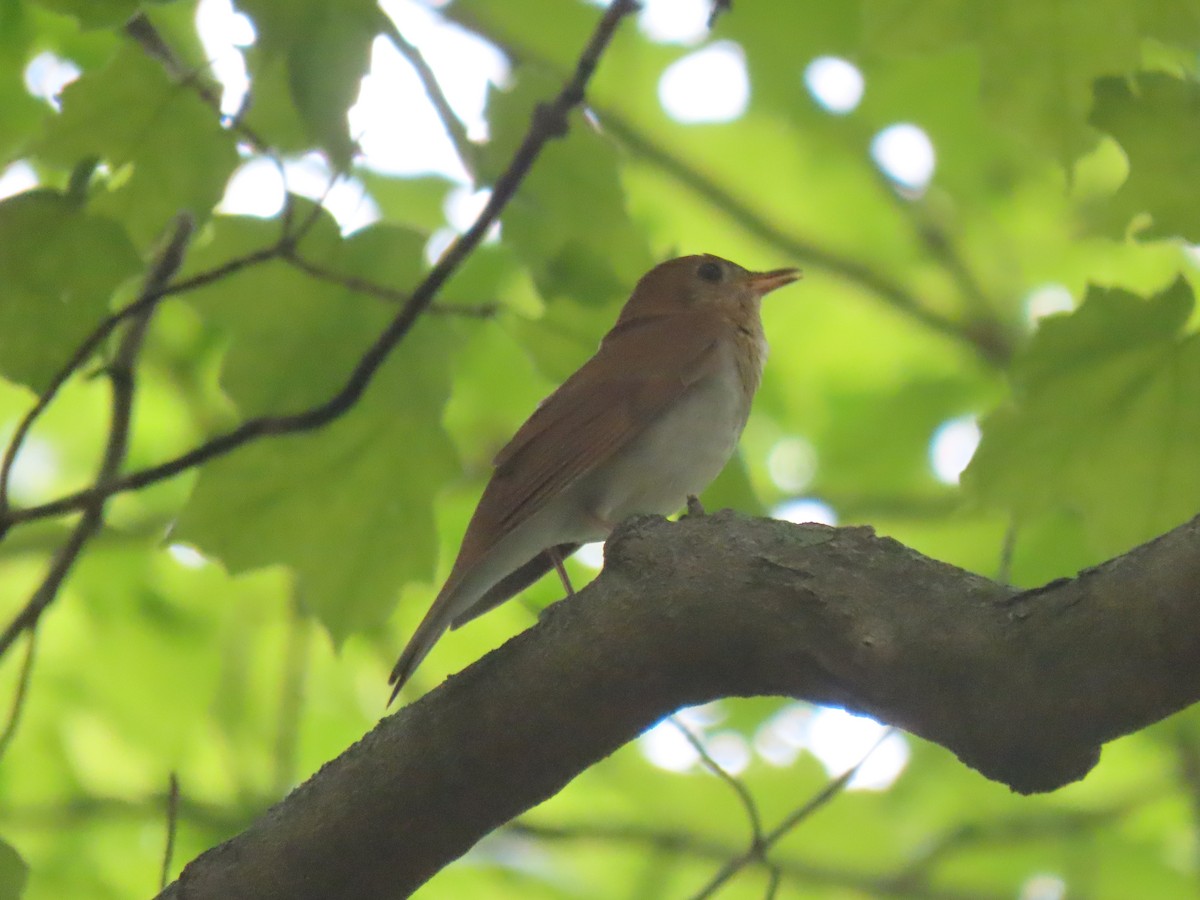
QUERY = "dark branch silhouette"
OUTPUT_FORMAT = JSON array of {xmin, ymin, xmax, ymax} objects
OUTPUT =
[
  {"xmin": 0, "ymin": 214, "xmax": 194, "ymax": 657},
  {"xmin": 156, "ymin": 509, "xmax": 1200, "ymax": 899},
  {"xmin": 0, "ymin": 0, "xmax": 641, "ymax": 536}
]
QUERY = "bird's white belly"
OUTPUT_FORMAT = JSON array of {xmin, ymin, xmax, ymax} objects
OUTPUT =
[{"xmin": 574, "ymin": 362, "xmax": 750, "ymax": 531}]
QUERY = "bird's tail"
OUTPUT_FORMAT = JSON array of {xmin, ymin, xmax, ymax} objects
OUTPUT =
[{"xmin": 387, "ymin": 580, "xmax": 464, "ymax": 706}]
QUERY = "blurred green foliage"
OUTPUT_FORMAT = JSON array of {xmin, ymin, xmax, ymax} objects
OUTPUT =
[{"xmin": 1, "ymin": 0, "xmax": 1199, "ymax": 898}]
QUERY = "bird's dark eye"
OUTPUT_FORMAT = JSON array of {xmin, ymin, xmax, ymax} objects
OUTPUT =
[{"xmin": 697, "ymin": 260, "xmax": 723, "ymax": 283}]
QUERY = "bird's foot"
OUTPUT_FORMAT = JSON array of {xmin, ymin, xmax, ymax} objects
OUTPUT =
[{"xmin": 548, "ymin": 545, "xmax": 576, "ymax": 596}]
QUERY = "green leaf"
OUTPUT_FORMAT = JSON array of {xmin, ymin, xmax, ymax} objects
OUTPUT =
[
  {"xmin": 0, "ymin": 837, "xmax": 28, "ymax": 899},
  {"xmin": 36, "ymin": 43, "xmax": 239, "ymax": 247},
  {"xmin": 0, "ymin": 189, "xmax": 141, "ymax": 392},
  {"xmin": 965, "ymin": 278, "xmax": 1200, "ymax": 558},
  {"xmin": 26, "ymin": 0, "xmax": 136, "ymax": 29},
  {"xmin": 356, "ymin": 171, "xmax": 456, "ymax": 233},
  {"xmin": 0, "ymin": 15, "xmax": 49, "ymax": 161},
  {"xmin": 864, "ymin": 0, "xmax": 1141, "ymax": 166},
  {"xmin": 239, "ymin": 0, "xmax": 380, "ymax": 168},
  {"xmin": 1136, "ymin": 0, "xmax": 1200, "ymax": 46},
  {"xmin": 479, "ymin": 68, "xmax": 653, "ymax": 305},
  {"xmin": 980, "ymin": 1, "xmax": 1136, "ymax": 166},
  {"xmin": 174, "ymin": 215, "xmax": 456, "ymax": 641},
  {"xmin": 1090, "ymin": 72, "xmax": 1200, "ymax": 241}
]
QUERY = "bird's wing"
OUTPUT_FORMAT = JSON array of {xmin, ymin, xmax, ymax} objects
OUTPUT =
[
  {"xmin": 387, "ymin": 312, "xmax": 726, "ymax": 702},
  {"xmin": 448, "ymin": 542, "xmax": 580, "ymax": 630},
  {"xmin": 450, "ymin": 311, "xmax": 727, "ymax": 584}
]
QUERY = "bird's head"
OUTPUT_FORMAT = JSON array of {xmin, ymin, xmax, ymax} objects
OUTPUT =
[{"xmin": 618, "ymin": 254, "xmax": 800, "ymax": 325}]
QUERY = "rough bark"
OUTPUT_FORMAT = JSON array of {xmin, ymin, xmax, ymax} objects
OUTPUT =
[{"xmin": 158, "ymin": 509, "xmax": 1200, "ymax": 899}]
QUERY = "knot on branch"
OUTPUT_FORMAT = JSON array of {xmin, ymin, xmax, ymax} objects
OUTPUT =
[
  {"xmin": 603, "ymin": 513, "xmax": 674, "ymax": 577},
  {"xmin": 534, "ymin": 101, "xmax": 572, "ymax": 139}
]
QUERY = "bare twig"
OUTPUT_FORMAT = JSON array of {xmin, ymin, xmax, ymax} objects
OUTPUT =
[
  {"xmin": 763, "ymin": 865, "xmax": 780, "ymax": 900},
  {"xmin": 0, "ymin": 215, "xmax": 193, "ymax": 657},
  {"xmin": 0, "ymin": 0, "xmax": 640, "ymax": 532},
  {"xmin": 124, "ymin": 12, "xmax": 270, "ymax": 153},
  {"xmin": 160, "ymin": 773, "xmax": 181, "ymax": 890},
  {"xmin": 889, "ymin": 801, "xmax": 1136, "ymax": 888},
  {"xmin": 436, "ymin": 9, "xmax": 1016, "ymax": 366},
  {"xmin": 708, "ymin": 0, "xmax": 733, "ymax": 28},
  {"xmin": 669, "ymin": 717, "xmax": 766, "ymax": 851},
  {"xmin": 380, "ymin": 16, "xmax": 477, "ymax": 179},
  {"xmin": 0, "ymin": 238, "xmax": 284, "ymax": 531},
  {"xmin": 1171, "ymin": 722, "xmax": 1200, "ymax": 864},
  {"xmin": 599, "ymin": 112, "xmax": 1014, "ymax": 365},
  {"xmin": 281, "ymin": 249, "xmax": 411, "ymax": 303},
  {"xmin": 283, "ymin": 250, "xmax": 499, "ymax": 316},
  {"xmin": 914, "ymin": 218, "xmax": 996, "ymax": 321},
  {"xmin": 690, "ymin": 729, "xmax": 893, "ymax": 899},
  {"xmin": 0, "ymin": 631, "xmax": 37, "ymax": 760},
  {"xmin": 511, "ymin": 819, "xmax": 1002, "ymax": 900}
]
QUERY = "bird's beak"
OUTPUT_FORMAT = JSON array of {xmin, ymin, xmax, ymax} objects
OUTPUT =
[{"xmin": 745, "ymin": 267, "xmax": 802, "ymax": 297}]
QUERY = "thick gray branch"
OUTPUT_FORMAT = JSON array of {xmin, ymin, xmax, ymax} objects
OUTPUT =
[{"xmin": 158, "ymin": 510, "xmax": 1200, "ymax": 899}]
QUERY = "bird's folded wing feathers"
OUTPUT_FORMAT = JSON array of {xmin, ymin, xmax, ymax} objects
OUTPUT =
[{"xmin": 449, "ymin": 312, "xmax": 727, "ymax": 579}]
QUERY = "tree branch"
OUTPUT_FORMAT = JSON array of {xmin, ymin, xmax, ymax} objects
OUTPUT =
[
  {"xmin": 379, "ymin": 15, "xmax": 477, "ymax": 180},
  {"xmin": 124, "ymin": 12, "xmax": 271, "ymax": 153},
  {"xmin": 280, "ymin": 248, "xmax": 499, "ymax": 317},
  {"xmin": 440, "ymin": 7, "xmax": 1017, "ymax": 367},
  {"xmin": 156, "ymin": 509, "xmax": 1200, "ymax": 899},
  {"xmin": 511, "ymin": 819, "xmax": 1003, "ymax": 900},
  {"xmin": 0, "ymin": 0, "xmax": 640, "ymax": 533},
  {"xmin": 0, "ymin": 224, "xmax": 292, "ymax": 530},
  {"xmin": 597, "ymin": 112, "xmax": 1015, "ymax": 365},
  {"xmin": 0, "ymin": 214, "xmax": 193, "ymax": 658}
]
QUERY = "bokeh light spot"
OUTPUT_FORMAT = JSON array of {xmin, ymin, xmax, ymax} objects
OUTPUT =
[
  {"xmin": 1024, "ymin": 283, "xmax": 1075, "ymax": 324},
  {"xmin": 804, "ymin": 56, "xmax": 864, "ymax": 114},
  {"xmin": 771, "ymin": 498, "xmax": 837, "ymax": 526},
  {"xmin": 659, "ymin": 41, "xmax": 749, "ymax": 124},
  {"xmin": 871, "ymin": 123, "xmax": 936, "ymax": 193},
  {"xmin": 929, "ymin": 416, "xmax": 981, "ymax": 485},
  {"xmin": 767, "ymin": 436, "xmax": 818, "ymax": 493}
]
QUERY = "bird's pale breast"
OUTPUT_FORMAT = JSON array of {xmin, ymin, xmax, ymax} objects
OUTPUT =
[{"xmin": 574, "ymin": 335, "xmax": 759, "ymax": 528}]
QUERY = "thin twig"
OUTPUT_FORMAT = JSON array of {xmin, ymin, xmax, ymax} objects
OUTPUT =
[
  {"xmin": 915, "ymin": 219, "xmax": 996, "ymax": 321},
  {"xmin": 708, "ymin": 0, "xmax": 733, "ymax": 28},
  {"xmin": 669, "ymin": 717, "xmax": 765, "ymax": 847},
  {"xmin": 1171, "ymin": 722, "xmax": 1200, "ymax": 870},
  {"xmin": 690, "ymin": 729, "xmax": 894, "ymax": 899},
  {"xmin": 889, "ymin": 801, "xmax": 1137, "ymax": 888},
  {"xmin": 160, "ymin": 773, "xmax": 180, "ymax": 890},
  {"xmin": 282, "ymin": 250, "xmax": 410, "ymax": 303},
  {"xmin": 599, "ymin": 112, "xmax": 1013, "ymax": 365},
  {"xmin": 0, "ymin": 631, "xmax": 37, "ymax": 760},
  {"xmin": 511, "ymin": 818, "xmax": 1003, "ymax": 900},
  {"xmin": 0, "ymin": 0, "xmax": 640, "ymax": 532},
  {"xmin": 284, "ymin": 250, "xmax": 498, "ymax": 316},
  {"xmin": 436, "ymin": 8, "xmax": 1016, "ymax": 366},
  {"xmin": 6, "ymin": 790, "xmax": 254, "ymax": 833},
  {"xmin": 0, "ymin": 215, "xmax": 193, "ymax": 657},
  {"xmin": 380, "ymin": 16, "xmax": 477, "ymax": 179},
  {"xmin": 0, "ymin": 240, "xmax": 283, "ymax": 531},
  {"xmin": 124, "ymin": 12, "xmax": 270, "ymax": 153},
  {"xmin": 0, "ymin": 182, "xmax": 338, "ymax": 539},
  {"xmin": 763, "ymin": 865, "xmax": 781, "ymax": 900}
]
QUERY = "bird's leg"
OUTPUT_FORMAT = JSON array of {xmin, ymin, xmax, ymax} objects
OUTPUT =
[
  {"xmin": 685, "ymin": 494, "xmax": 707, "ymax": 518},
  {"xmin": 547, "ymin": 545, "xmax": 575, "ymax": 596}
]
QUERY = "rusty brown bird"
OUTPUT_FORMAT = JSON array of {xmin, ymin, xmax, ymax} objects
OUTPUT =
[{"xmin": 388, "ymin": 254, "xmax": 800, "ymax": 702}]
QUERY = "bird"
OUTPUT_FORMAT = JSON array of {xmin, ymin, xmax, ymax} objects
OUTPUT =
[{"xmin": 388, "ymin": 254, "xmax": 800, "ymax": 703}]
